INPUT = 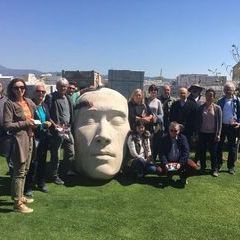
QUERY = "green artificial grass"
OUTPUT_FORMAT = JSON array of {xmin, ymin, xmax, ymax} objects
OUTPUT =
[{"xmin": 0, "ymin": 155, "xmax": 240, "ymax": 240}]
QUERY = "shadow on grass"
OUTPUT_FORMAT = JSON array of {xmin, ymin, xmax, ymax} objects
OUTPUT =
[
  {"xmin": 0, "ymin": 200, "xmax": 13, "ymax": 213},
  {"xmin": 62, "ymin": 166, "xmax": 202, "ymax": 189},
  {"xmin": 116, "ymin": 172, "xmax": 189, "ymax": 189},
  {"xmin": 62, "ymin": 174, "xmax": 111, "ymax": 187},
  {"xmin": 0, "ymin": 175, "xmax": 11, "ymax": 196},
  {"xmin": 0, "ymin": 176, "xmax": 13, "ymax": 213},
  {"xmin": 115, "ymin": 166, "xmax": 205, "ymax": 189}
]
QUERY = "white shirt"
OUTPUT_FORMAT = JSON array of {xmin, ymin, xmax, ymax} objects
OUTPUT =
[
  {"xmin": 127, "ymin": 134, "xmax": 151, "ymax": 160},
  {"xmin": 222, "ymin": 99, "xmax": 236, "ymax": 124},
  {"xmin": 168, "ymin": 139, "xmax": 180, "ymax": 162}
]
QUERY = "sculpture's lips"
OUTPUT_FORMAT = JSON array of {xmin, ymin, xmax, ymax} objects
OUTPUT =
[{"xmin": 92, "ymin": 152, "xmax": 116, "ymax": 158}]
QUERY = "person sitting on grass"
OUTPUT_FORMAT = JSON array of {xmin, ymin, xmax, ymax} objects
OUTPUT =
[
  {"xmin": 158, "ymin": 121, "xmax": 198, "ymax": 186},
  {"xmin": 127, "ymin": 121, "xmax": 161, "ymax": 179}
]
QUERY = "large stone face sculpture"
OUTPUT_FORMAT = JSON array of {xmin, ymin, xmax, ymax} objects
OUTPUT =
[{"xmin": 74, "ymin": 87, "xmax": 130, "ymax": 179}]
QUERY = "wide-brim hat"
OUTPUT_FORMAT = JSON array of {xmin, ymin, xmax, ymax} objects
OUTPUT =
[{"xmin": 188, "ymin": 84, "xmax": 204, "ymax": 92}]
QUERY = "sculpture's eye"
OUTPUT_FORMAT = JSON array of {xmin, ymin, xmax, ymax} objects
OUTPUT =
[
  {"xmin": 86, "ymin": 118, "xmax": 96, "ymax": 125},
  {"xmin": 110, "ymin": 116, "xmax": 126, "ymax": 126},
  {"xmin": 81, "ymin": 111, "xmax": 97, "ymax": 125}
]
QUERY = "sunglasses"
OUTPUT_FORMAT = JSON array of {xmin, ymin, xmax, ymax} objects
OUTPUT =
[
  {"xmin": 13, "ymin": 86, "xmax": 25, "ymax": 91},
  {"xmin": 36, "ymin": 90, "xmax": 46, "ymax": 94},
  {"xmin": 170, "ymin": 129, "xmax": 178, "ymax": 133}
]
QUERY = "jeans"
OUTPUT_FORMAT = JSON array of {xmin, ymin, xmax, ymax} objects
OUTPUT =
[
  {"xmin": 131, "ymin": 158, "xmax": 157, "ymax": 176},
  {"xmin": 199, "ymin": 132, "xmax": 218, "ymax": 171},
  {"xmin": 49, "ymin": 132, "xmax": 75, "ymax": 177},
  {"xmin": 35, "ymin": 137, "xmax": 49, "ymax": 187},
  {"xmin": 217, "ymin": 124, "xmax": 238, "ymax": 169}
]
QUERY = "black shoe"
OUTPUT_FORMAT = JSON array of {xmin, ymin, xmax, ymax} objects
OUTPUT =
[
  {"xmin": 38, "ymin": 185, "xmax": 49, "ymax": 193},
  {"xmin": 179, "ymin": 177, "xmax": 188, "ymax": 185},
  {"xmin": 199, "ymin": 168, "xmax": 206, "ymax": 175},
  {"xmin": 53, "ymin": 176, "xmax": 64, "ymax": 185}
]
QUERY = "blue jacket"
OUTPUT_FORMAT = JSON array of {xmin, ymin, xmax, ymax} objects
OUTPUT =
[
  {"xmin": 217, "ymin": 96, "xmax": 240, "ymax": 123},
  {"xmin": 158, "ymin": 133, "xmax": 189, "ymax": 165}
]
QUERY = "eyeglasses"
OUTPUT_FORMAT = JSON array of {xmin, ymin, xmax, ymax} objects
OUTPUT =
[
  {"xmin": 13, "ymin": 86, "xmax": 25, "ymax": 91},
  {"xmin": 68, "ymin": 87, "xmax": 76, "ymax": 90},
  {"xmin": 36, "ymin": 90, "xmax": 46, "ymax": 94},
  {"xmin": 170, "ymin": 129, "xmax": 178, "ymax": 133}
]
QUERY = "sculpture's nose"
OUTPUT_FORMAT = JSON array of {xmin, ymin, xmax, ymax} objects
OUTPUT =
[
  {"xmin": 95, "ymin": 135, "xmax": 111, "ymax": 145},
  {"xmin": 95, "ymin": 117, "xmax": 111, "ymax": 145}
]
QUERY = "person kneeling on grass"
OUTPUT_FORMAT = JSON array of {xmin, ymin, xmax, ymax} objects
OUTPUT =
[
  {"xmin": 127, "ymin": 121, "xmax": 161, "ymax": 178},
  {"xmin": 158, "ymin": 121, "xmax": 198, "ymax": 186}
]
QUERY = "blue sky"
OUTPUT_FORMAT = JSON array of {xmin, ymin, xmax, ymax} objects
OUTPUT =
[{"xmin": 0, "ymin": 0, "xmax": 240, "ymax": 78}]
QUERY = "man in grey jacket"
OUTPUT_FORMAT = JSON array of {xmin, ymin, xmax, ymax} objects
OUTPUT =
[{"xmin": 45, "ymin": 78, "xmax": 75, "ymax": 185}]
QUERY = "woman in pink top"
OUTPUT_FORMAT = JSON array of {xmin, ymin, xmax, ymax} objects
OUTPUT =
[{"xmin": 196, "ymin": 89, "xmax": 222, "ymax": 177}]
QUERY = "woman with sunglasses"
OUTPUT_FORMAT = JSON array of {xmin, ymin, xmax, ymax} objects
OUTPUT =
[{"xmin": 3, "ymin": 78, "xmax": 37, "ymax": 213}]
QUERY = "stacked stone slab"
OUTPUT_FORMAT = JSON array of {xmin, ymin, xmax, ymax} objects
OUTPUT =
[
  {"xmin": 62, "ymin": 70, "xmax": 102, "ymax": 89},
  {"xmin": 108, "ymin": 69, "xmax": 144, "ymax": 100}
]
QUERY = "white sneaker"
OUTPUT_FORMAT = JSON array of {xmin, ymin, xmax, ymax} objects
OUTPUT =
[
  {"xmin": 21, "ymin": 197, "xmax": 34, "ymax": 204},
  {"xmin": 14, "ymin": 202, "xmax": 33, "ymax": 213}
]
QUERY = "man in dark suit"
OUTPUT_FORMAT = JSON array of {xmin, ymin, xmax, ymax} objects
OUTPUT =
[{"xmin": 169, "ymin": 87, "xmax": 198, "ymax": 145}]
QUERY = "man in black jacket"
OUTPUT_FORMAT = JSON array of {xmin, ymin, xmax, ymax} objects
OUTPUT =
[{"xmin": 169, "ymin": 87, "xmax": 197, "ymax": 146}]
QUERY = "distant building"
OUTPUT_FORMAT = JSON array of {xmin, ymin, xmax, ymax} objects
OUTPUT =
[
  {"xmin": 62, "ymin": 70, "xmax": 103, "ymax": 89},
  {"xmin": 232, "ymin": 62, "xmax": 240, "ymax": 82},
  {"xmin": 108, "ymin": 69, "xmax": 144, "ymax": 99},
  {"xmin": 176, "ymin": 74, "xmax": 227, "ymax": 88},
  {"xmin": 39, "ymin": 74, "xmax": 62, "ymax": 86},
  {"xmin": 22, "ymin": 73, "xmax": 38, "ymax": 83},
  {"xmin": 174, "ymin": 74, "xmax": 227, "ymax": 98}
]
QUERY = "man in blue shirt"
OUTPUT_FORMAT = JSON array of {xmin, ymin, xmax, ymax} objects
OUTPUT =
[{"xmin": 217, "ymin": 82, "xmax": 240, "ymax": 174}]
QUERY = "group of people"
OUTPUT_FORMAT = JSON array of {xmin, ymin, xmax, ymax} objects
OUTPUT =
[
  {"xmin": 126, "ymin": 82, "xmax": 240, "ymax": 184},
  {"xmin": 0, "ymin": 77, "xmax": 239, "ymax": 214},
  {"xmin": 0, "ymin": 78, "xmax": 88, "ymax": 213}
]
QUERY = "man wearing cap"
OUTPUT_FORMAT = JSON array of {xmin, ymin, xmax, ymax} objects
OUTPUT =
[{"xmin": 187, "ymin": 84, "xmax": 204, "ymax": 161}]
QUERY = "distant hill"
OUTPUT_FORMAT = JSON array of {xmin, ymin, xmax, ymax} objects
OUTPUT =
[
  {"xmin": 0, "ymin": 65, "xmax": 43, "ymax": 76},
  {"xmin": 0, "ymin": 65, "xmax": 174, "ymax": 81}
]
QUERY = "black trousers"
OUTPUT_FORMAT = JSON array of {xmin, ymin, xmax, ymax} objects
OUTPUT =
[
  {"xmin": 217, "ymin": 124, "xmax": 238, "ymax": 169},
  {"xmin": 199, "ymin": 132, "xmax": 218, "ymax": 171}
]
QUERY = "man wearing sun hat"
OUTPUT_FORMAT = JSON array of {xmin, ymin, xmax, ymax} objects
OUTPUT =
[{"xmin": 187, "ymin": 84, "xmax": 205, "ymax": 106}]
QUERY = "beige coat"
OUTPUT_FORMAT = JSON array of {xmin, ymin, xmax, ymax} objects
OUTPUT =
[{"xmin": 3, "ymin": 98, "xmax": 36, "ymax": 163}]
